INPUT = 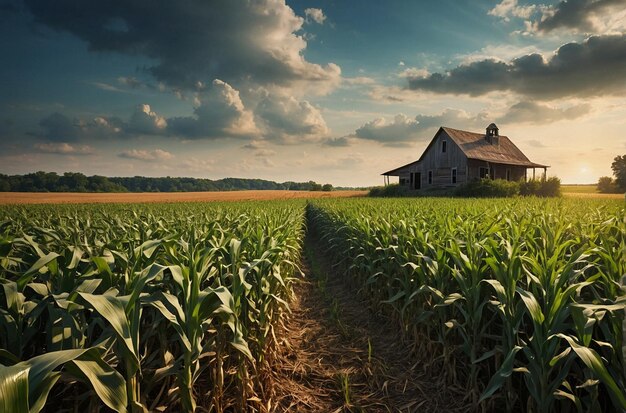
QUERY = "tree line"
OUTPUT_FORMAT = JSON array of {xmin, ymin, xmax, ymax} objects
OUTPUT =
[
  {"xmin": 0, "ymin": 171, "xmax": 335, "ymax": 192},
  {"xmin": 597, "ymin": 155, "xmax": 626, "ymax": 193}
]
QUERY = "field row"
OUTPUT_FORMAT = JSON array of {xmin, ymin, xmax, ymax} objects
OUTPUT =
[
  {"xmin": 1, "ymin": 197, "xmax": 624, "ymax": 412},
  {"xmin": 0, "ymin": 202, "xmax": 305, "ymax": 412},
  {"xmin": 307, "ymin": 198, "xmax": 625, "ymax": 412}
]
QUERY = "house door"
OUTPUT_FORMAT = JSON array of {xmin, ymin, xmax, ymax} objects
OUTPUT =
[{"xmin": 413, "ymin": 172, "xmax": 421, "ymax": 189}]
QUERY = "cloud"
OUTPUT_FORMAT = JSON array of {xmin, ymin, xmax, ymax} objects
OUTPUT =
[
  {"xmin": 406, "ymin": 34, "xmax": 626, "ymax": 99},
  {"xmin": 33, "ymin": 142, "xmax": 94, "ymax": 155},
  {"xmin": 254, "ymin": 91, "xmax": 329, "ymax": 143},
  {"xmin": 127, "ymin": 104, "xmax": 167, "ymax": 135},
  {"xmin": 167, "ymin": 79, "xmax": 258, "ymax": 139},
  {"xmin": 535, "ymin": 0, "xmax": 626, "ymax": 33},
  {"xmin": 455, "ymin": 44, "xmax": 542, "ymax": 65},
  {"xmin": 24, "ymin": 0, "xmax": 341, "ymax": 93},
  {"xmin": 350, "ymin": 110, "xmax": 489, "ymax": 146},
  {"xmin": 118, "ymin": 148, "xmax": 173, "ymax": 161},
  {"xmin": 37, "ymin": 112, "xmax": 123, "ymax": 142},
  {"xmin": 241, "ymin": 140, "xmax": 267, "ymax": 150},
  {"xmin": 254, "ymin": 149, "xmax": 276, "ymax": 157},
  {"xmin": 38, "ymin": 112, "xmax": 80, "ymax": 141},
  {"xmin": 489, "ymin": 0, "xmax": 538, "ymax": 21},
  {"xmin": 398, "ymin": 68, "xmax": 429, "ymax": 79},
  {"xmin": 343, "ymin": 76, "xmax": 376, "ymax": 85},
  {"xmin": 499, "ymin": 101, "xmax": 591, "ymax": 124},
  {"xmin": 90, "ymin": 82, "xmax": 129, "ymax": 93},
  {"xmin": 353, "ymin": 114, "xmax": 421, "ymax": 145},
  {"xmin": 323, "ymin": 136, "xmax": 359, "ymax": 147},
  {"xmin": 305, "ymin": 8, "xmax": 326, "ymax": 24},
  {"xmin": 34, "ymin": 80, "xmax": 332, "ymax": 144}
]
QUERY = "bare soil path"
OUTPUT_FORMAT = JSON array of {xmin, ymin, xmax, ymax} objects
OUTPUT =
[{"xmin": 270, "ymin": 237, "xmax": 467, "ymax": 412}]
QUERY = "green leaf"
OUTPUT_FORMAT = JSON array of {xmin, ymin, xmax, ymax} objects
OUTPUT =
[
  {"xmin": 516, "ymin": 287, "xmax": 544, "ymax": 324},
  {"xmin": 557, "ymin": 334, "xmax": 626, "ymax": 409},
  {"xmin": 77, "ymin": 293, "xmax": 139, "ymax": 373},
  {"xmin": 134, "ymin": 239, "xmax": 162, "ymax": 259},
  {"xmin": 69, "ymin": 356, "xmax": 127, "ymax": 412},
  {"xmin": 0, "ymin": 364, "xmax": 29, "ymax": 413},
  {"xmin": 479, "ymin": 346, "xmax": 522, "ymax": 402}
]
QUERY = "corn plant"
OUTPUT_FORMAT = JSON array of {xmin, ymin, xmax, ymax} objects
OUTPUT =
[
  {"xmin": 0, "ymin": 201, "xmax": 305, "ymax": 412},
  {"xmin": 307, "ymin": 197, "xmax": 626, "ymax": 412}
]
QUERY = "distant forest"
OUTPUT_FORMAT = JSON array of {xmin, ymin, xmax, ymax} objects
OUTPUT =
[{"xmin": 0, "ymin": 171, "xmax": 345, "ymax": 192}]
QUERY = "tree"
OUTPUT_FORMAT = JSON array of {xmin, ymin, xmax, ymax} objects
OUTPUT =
[
  {"xmin": 597, "ymin": 176, "xmax": 617, "ymax": 193},
  {"xmin": 322, "ymin": 183, "xmax": 333, "ymax": 192},
  {"xmin": 611, "ymin": 155, "xmax": 626, "ymax": 191}
]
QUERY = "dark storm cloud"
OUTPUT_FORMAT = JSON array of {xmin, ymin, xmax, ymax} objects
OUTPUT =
[
  {"xmin": 23, "ymin": 0, "xmax": 340, "ymax": 91},
  {"xmin": 407, "ymin": 34, "xmax": 626, "ymax": 99},
  {"xmin": 38, "ymin": 112, "xmax": 81, "ymax": 141},
  {"xmin": 537, "ymin": 0, "xmax": 626, "ymax": 33},
  {"xmin": 498, "ymin": 101, "xmax": 591, "ymax": 124},
  {"xmin": 36, "ymin": 112, "xmax": 124, "ymax": 142}
]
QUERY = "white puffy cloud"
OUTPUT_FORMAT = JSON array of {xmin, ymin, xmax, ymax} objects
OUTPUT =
[
  {"xmin": 489, "ymin": 0, "xmax": 538, "ymax": 21},
  {"xmin": 118, "ymin": 148, "xmax": 174, "ymax": 161},
  {"xmin": 254, "ymin": 91, "xmax": 329, "ymax": 143},
  {"xmin": 167, "ymin": 80, "xmax": 258, "ymax": 139},
  {"xmin": 305, "ymin": 8, "xmax": 326, "ymax": 24}
]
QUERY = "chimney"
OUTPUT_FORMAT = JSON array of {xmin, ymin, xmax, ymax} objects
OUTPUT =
[{"xmin": 486, "ymin": 123, "xmax": 499, "ymax": 144}]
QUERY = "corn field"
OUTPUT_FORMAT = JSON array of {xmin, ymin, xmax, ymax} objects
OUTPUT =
[
  {"xmin": 1, "ymin": 197, "xmax": 625, "ymax": 412},
  {"xmin": 307, "ymin": 198, "xmax": 625, "ymax": 412},
  {"xmin": 0, "ymin": 202, "xmax": 304, "ymax": 412}
]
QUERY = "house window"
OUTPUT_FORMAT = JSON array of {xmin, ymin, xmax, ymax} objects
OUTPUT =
[
  {"xmin": 506, "ymin": 169, "xmax": 511, "ymax": 181},
  {"xmin": 452, "ymin": 167, "xmax": 457, "ymax": 184},
  {"xmin": 428, "ymin": 170, "xmax": 433, "ymax": 185},
  {"xmin": 442, "ymin": 140, "xmax": 447, "ymax": 153},
  {"xmin": 479, "ymin": 167, "xmax": 489, "ymax": 179}
]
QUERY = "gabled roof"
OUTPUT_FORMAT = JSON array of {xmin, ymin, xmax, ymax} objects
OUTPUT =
[
  {"xmin": 381, "ymin": 159, "xmax": 420, "ymax": 176},
  {"xmin": 382, "ymin": 125, "xmax": 548, "ymax": 175},
  {"xmin": 440, "ymin": 127, "xmax": 548, "ymax": 167}
]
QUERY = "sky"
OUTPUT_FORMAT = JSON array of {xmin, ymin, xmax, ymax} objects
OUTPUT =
[{"xmin": 1, "ymin": 0, "xmax": 625, "ymax": 186}]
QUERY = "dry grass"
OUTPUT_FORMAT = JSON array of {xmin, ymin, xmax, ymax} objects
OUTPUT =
[
  {"xmin": 562, "ymin": 192, "xmax": 624, "ymax": 199},
  {"xmin": 561, "ymin": 184, "xmax": 597, "ymax": 194},
  {"xmin": 0, "ymin": 190, "xmax": 367, "ymax": 205},
  {"xmin": 269, "ymin": 237, "xmax": 468, "ymax": 412}
]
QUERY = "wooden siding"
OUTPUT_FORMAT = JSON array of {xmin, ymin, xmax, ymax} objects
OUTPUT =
[
  {"xmin": 393, "ymin": 129, "xmax": 539, "ymax": 190},
  {"xmin": 466, "ymin": 159, "xmax": 527, "ymax": 181},
  {"xmin": 417, "ymin": 130, "xmax": 468, "ymax": 188}
]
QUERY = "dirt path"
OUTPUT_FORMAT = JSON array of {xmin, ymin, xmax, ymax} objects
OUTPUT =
[{"xmin": 270, "ymin": 237, "xmax": 467, "ymax": 412}]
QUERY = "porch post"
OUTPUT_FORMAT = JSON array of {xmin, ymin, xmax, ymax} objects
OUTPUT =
[
  {"xmin": 543, "ymin": 167, "xmax": 547, "ymax": 181},
  {"xmin": 533, "ymin": 168, "xmax": 536, "ymax": 180},
  {"xmin": 525, "ymin": 169, "xmax": 527, "ymax": 181}
]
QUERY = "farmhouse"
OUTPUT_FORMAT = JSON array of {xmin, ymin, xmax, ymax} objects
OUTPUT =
[{"xmin": 382, "ymin": 124, "xmax": 548, "ymax": 190}]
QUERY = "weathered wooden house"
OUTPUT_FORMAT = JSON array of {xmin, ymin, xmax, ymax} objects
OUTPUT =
[{"xmin": 382, "ymin": 124, "xmax": 548, "ymax": 190}]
